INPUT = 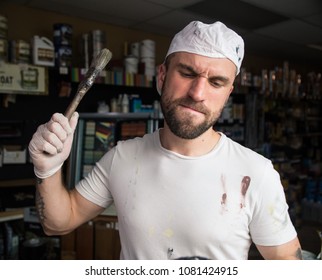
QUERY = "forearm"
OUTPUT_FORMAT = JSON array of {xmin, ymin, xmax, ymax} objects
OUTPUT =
[
  {"xmin": 256, "ymin": 237, "xmax": 303, "ymax": 260},
  {"xmin": 35, "ymin": 169, "xmax": 75, "ymax": 235}
]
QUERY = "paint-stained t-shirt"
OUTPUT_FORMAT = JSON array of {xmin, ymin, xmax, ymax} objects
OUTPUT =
[{"xmin": 76, "ymin": 130, "xmax": 297, "ymax": 260}]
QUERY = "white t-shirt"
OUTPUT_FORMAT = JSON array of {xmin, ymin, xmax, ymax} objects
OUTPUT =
[{"xmin": 76, "ymin": 130, "xmax": 297, "ymax": 260}]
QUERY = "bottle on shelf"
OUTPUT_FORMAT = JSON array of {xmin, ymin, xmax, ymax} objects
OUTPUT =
[{"xmin": 122, "ymin": 94, "xmax": 129, "ymax": 113}]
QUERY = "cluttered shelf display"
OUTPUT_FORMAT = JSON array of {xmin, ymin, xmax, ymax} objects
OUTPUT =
[
  {"xmin": 240, "ymin": 63, "xmax": 322, "ymax": 228},
  {"xmin": 215, "ymin": 92, "xmax": 246, "ymax": 144},
  {"xmin": 67, "ymin": 111, "xmax": 162, "ymax": 189}
]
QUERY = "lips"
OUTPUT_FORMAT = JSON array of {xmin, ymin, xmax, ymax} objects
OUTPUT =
[{"xmin": 179, "ymin": 103, "xmax": 206, "ymax": 115}]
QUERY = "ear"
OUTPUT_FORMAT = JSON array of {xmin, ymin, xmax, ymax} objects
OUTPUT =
[
  {"xmin": 223, "ymin": 85, "xmax": 234, "ymax": 106},
  {"xmin": 229, "ymin": 85, "xmax": 234, "ymax": 94},
  {"xmin": 156, "ymin": 63, "xmax": 166, "ymax": 95}
]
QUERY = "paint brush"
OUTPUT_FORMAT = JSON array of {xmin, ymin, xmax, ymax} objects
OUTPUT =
[{"xmin": 64, "ymin": 48, "xmax": 112, "ymax": 119}]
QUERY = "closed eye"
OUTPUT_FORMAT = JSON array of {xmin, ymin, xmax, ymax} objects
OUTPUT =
[
  {"xmin": 208, "ymin": 77, "xmax": 230, "ymax": 88},
  {"xmin": 179, "ymin": 71, "xmax": 197, "ymax": 78},
  {"xmin": 177, "ymin": 65, "xmax": 198, "ymax": 79},
  {"xmin": 209, "ymin": 80, "xmax": 225, "ymax": 88},
  {"xmin": 177, "ymin": 62, "xmax": 231, "ymax": 88}
]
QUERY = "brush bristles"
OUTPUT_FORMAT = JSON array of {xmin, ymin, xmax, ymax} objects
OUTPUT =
[{"xmin": 95, "ymin": 48, "xmax": 112, "ymax": 71}]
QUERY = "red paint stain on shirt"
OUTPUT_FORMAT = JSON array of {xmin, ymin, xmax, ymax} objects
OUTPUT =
[
  {"xmin": 221, "ymin": 193, "xmax": 227, "ymax": 205},
  {"xmin": 241, "ymin": 176, "xmax": 251, "ymax": 196},
  {"xmin": 240, "ymin": 176, "xmax": 251, "ymax": 208}
]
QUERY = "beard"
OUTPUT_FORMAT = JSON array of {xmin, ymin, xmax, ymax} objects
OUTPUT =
[{"xmin": 160, "ymin": 86, "xmax": 223, "ymax": 140}]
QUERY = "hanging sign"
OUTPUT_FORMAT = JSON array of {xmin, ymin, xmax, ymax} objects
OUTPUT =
[{"xmin": 0, "ymin": 62, "xmax": 48, "ymax": 95}]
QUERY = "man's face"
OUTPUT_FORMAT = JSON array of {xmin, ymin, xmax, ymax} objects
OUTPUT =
[{"xmin": 157, "ymin": 52, "xmax": 236, "ymax": 139}]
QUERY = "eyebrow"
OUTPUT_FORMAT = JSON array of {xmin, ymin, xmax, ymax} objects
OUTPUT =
[{"xmin": 177, "ymin": 63, "xmax": 231, "ymax": 84}]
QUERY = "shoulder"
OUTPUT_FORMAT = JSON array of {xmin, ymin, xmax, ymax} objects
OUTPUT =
[
  {"xmin": 218, "ymin": 134, "xmax": 278, "ymax": 189},
  {"xmin": 114, "ymin": 130, "xmax": 157, "ymax": 154},
  {"xmin": 221, "ymin": 134, "xmax": 271, "ymax": 166}
]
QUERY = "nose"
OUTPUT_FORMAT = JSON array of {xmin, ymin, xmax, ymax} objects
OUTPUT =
[{"xmin": 188, "ymin": 76, "xmax": 207, "ymax": 101}]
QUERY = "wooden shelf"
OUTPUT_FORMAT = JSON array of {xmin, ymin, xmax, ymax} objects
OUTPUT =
[
  {"xmin": 0, "ymin": 209, "xmax": 24, "ymax": 222},
  {"xmin": 0, "ymin": 178, "xmax": 35, "ymax": 188}
]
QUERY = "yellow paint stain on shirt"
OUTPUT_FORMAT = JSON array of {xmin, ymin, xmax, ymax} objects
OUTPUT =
[
  {"xmin": 163, "ymin": 228, "xmax": 174, "ymax": 238},
  {"xmin": 267, "ymin": 204, "xmax": 284, "ymax": 230},
  {"xmin": 148, "ymin": 226, "xmax": 155, "ymax": 236},
  {"xmin": 268, "ymin": 204, "xmax": 275, "ymax": 216}
]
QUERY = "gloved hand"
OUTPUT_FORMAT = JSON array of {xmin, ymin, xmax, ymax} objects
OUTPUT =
[{"xmin": 28, "ymin": 112, "xmax": 79, "ymax": 179}]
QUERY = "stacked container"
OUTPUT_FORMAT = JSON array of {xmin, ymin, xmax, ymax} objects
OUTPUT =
[
  {"xmin": 53, "ymin": 23, "xmax": 73, "ymax": 68},
  {"xmin": 9, "ymin": 40, "xmax": 31, "ymax": 64},
  {"xmin": 0, "ymin": 14, "xmax": 8, "ymax": 62},
  {"xmin": 140, "ymin": 39, "xmax": 156, "ymax": 77},
  {"xmin": 81, "ymin": 30, "xmax": 106, "ymax": 69},
  {"xmin": 89, "ymin": 30, "xmax": 105, "ymax": 60},
  {"xmin": 32, "ymin": 36, "xmax": 55, "ymax": 66},
  {"xmin": 124, "ymin": 41, "xmax": 139, "ymax": 74}
]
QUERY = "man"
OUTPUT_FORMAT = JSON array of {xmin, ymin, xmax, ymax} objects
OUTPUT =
[{"xmin": 28, "ymin": 21, "xmax": 302, "ymax": 260}]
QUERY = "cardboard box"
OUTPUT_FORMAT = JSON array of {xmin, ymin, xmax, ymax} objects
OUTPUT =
[{"xmin": 2, "ymin": 146, "xmax": 26, "ymax": 164}]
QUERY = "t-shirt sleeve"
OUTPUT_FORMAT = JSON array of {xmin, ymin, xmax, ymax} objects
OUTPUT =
[
  {"xmin": 249, "ymin": 161, "xmax": 297, "ymax": 246},
  {"xmin": 75, "ymin": 148, "xmax": 115, "ymax": 208}
]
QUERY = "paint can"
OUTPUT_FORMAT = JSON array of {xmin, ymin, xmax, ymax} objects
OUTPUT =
[
  {"xmin": 141, "ymin": 57, "xmax": 155, "ymax": 76},
  {"xmin": 20, "ymin": 66, "xmax": 39, "ymax": 90},
  {"xmin": 130, "ymin": 42, "xmax": 140, "ymax": 58},
  {"xmin": 81, "ymin": 33, "xmax": 90, "ymax": 69},
  {"xmin": 9, "ymin": 40, "xmax": 31, "ymax": 64},
  {"xmin": 55, "ymin": 45, "xmax": 72, "ymax": 68},
  {"xmin": 0, "ymin": 38, "xmax": 8, "ymax": 61},
  {"xmin": 124, "ymin": 55, "xmax": 139, "ymax": 74},
  {"xmin": 53, "ymin": 23, "xmax": 72, "ymax": 46},
  {"xmin": 53, "ymin": 23, "xmax": 72, "ymax": 68},
  {"xmin": 32, "ymin": 36, "xmax": 55, "ymax": 66},
  {"xmin": 0, "ymin": 14, "xmax": 8, "ymax": 39},
  {"xmin": 140, "ymin": 39, "xmax": 155, "ymax": 58},
  {"xmin": 89, "ymin": 30, "xmax": 106, "ymax": 59}
]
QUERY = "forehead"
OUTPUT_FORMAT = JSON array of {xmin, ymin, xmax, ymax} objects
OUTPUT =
[{"xmin": 169, "ymin": 52, "xmax": 237, "ymax": 77}]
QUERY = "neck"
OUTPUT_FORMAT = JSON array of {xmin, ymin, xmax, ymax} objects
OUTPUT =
[{"xmin": 159, "ymin": 125, "xmax": 221, "ymax": 157}]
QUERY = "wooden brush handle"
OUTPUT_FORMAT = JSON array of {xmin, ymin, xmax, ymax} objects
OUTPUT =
[{"xmin": 64, "ymin": 88, "xmax": 87, "ymax": 119}]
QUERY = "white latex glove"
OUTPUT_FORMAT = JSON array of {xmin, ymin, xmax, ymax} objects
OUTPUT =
[{"xmin": 28, "ymin": 112, "xmax": 79, "ymax": 179}]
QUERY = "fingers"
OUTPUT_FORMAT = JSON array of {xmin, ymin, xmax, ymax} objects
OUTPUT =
[
  {"xmin": 41, "ymin": 124, "xmax": 64, "ymax": 154},
  {"xmin": 30, "ymin": 113, "xmax": 78, "ymax": 155},
  {"xmin": 29, "ymin": 124, "xmax": 61, "ymax": 155},
  {"xmin": 51, "ymin": 113, "xmax": 73, "ymax": 135},
  {"xmin": 69, "ymin": 112, "xmax": 79, "ymax": 130}
]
